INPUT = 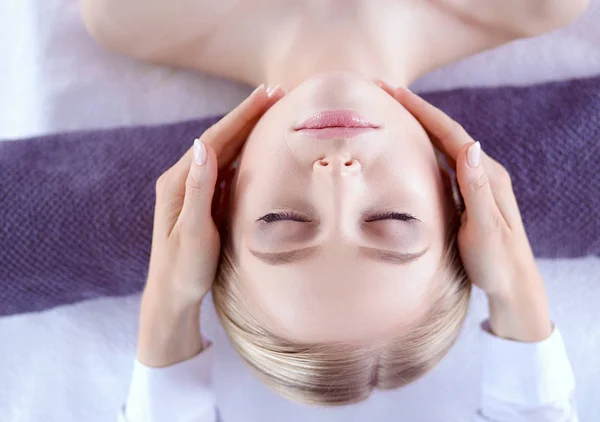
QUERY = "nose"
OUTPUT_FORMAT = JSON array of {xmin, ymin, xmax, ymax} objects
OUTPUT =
[{"xmin": 313, "ymin": 155, "xmax": 362, "ymax": 175}]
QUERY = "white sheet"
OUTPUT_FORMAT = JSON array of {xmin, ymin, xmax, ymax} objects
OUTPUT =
[{"xmin": 1, "ymin": 0, "xmax": 599, "ymax": 421}]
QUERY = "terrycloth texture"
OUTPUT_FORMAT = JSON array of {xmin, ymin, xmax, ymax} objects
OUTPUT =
[
  {"xmin": 424, "ymin": 76, "xmax": 600, "ymax": 258},
  {"xmin": 1, "ymin": 2, "xmax": 600, "ymax": 421},
  {"xmin": 0, "ymin": 115, "xmax": 218, "ymax": 316},
  {"xmin": 1, "ymin": 76, "xmax": 599, "ymax": 317}
]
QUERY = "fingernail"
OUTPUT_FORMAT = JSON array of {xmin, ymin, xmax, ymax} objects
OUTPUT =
[
  {"xmin": 194, "ymin": 138, "xmax": 207, "ymax": 166},
  {"xmin": 252, "ymin": 84, "xmax": 266, "ymax": 96},
  {"xmin": 266, "ymin": 84, "xmax": 280, "ymax": 97},
  {"xmin": 467, "ymin": 141, "xmax": 481, "ymax": 168},
  {"xmin": 376, "ymin": 79, "xmax": 395, "ymax": 91}
]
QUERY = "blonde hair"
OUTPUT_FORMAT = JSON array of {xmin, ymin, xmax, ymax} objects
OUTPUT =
[{"xmin": 212, "ymin": 176, "xmax": 470, "ymax": 405}]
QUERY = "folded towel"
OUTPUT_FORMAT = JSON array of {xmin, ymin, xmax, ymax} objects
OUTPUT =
[
  {"xmin": 1, "ymin": 76, "xmax": 598, "ymax": 316},
  {"xmin": 426, "ymin": 76, "xmax": 600, "ymax": 259}
]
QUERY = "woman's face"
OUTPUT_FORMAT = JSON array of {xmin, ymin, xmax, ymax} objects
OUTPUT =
[{"xmin": 229, "ymin": 71, "xmax": 450, "ymax": 345}]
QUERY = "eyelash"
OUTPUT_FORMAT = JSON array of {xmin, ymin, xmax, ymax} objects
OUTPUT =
[
  {"xmin": 365, "ymin": 212, "xmax": 418, "ymax": 222},
  {"xmin": 257, "ymin": 211, "xmax": 418, "ymax": 223},
  {"xmin": 258, "ymin": 212, "xmax": 311, "ymax": 223}
]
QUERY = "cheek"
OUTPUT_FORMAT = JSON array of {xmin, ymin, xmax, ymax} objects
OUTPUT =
[
  {"xmin": 420, "ymin": 167, "xmax": 450, "ymax": 248},
  {"xmin": 379, "ymin": 153, "xmax": 448, "ymax": 251}
]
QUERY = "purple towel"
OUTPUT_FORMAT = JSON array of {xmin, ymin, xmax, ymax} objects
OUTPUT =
[{"xmin": 1, "ymin": 77, "xmax": 599, "ymax": 316}]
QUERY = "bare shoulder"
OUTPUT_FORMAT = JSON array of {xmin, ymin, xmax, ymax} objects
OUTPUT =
[
  {"xmin": 78, "ymin": 0, "xmax": 592, "ymax": 86},
  {"xmin": 400, "ymin": 0, "xmax": 591, "ymax": 83},
  {"xmin": 446, "ymin": 0, "xmax": 592, "ymax": 37},
  {"xmin": 79, "ymin": 0, "xmax": 242, "ymax": 64}
]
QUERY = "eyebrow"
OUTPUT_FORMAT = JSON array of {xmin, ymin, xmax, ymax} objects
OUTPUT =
[
  {"xmin": 249, "ymin": 245, "xmax": 428, "ymax": 266},
  {"xmin": 249, "ymin": 246, "xmax": 321, "ymax": 265},
  {"xmin": 358, "ymin": 246, "xmax": 429, "ymax": 265}
]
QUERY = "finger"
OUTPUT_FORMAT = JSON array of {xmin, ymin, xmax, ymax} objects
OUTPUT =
[
  {"xmin": 200, "ymin": 84, "xmax": 285, "ymax": 170},
  {"xmin": 479, "ymin": 151, "xmax": 524, "ymax": 229},
  {"xmin": 374, "ymin": 78, "xmax": 396, "ymax": 97},
  {"xmin": 176, "ymin": 139, "xmax": 219, "ymax": 234},
  {"xmin": 154, "ymin": 164, "xmax": 188, "ymax": 239},
  {"xmin": 393, "ymin": 87, "xmax": 474, "ymax": 162},
  {"xmin": 455, "ymin": 142, "xmax": 505, "ymax": 231},
  {"xmin": 372, "ymin": 80, "xmax": 458, "ymax": 168},
  {"xmin": 153, "ymin": 139, "xmax": 216, "ymax": 238},
  {"xmin": 152, "ymin": 144, "xmax": 198, "ymax": 237},
  {"xmin": 152, "ymin": 80, "xmax": 283, "ymax": 236},
  {"xmin": 156, "ymin": 85, "xmax": 284, "ymax": 192}
]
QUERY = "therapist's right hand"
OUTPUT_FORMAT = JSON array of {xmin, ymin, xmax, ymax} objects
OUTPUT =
[
  {"xmin": 379, "ymin": 82, "xmax": 553, "ymax": 343},
  {"xmin": 138, "ymin": 84, "xmax": 285, "ymax": 368},
  {"xmin": 146, "ymin": 84, "xmax": 284, "ymax": 309}
]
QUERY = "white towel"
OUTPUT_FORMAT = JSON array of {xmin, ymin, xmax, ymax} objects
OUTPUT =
[{"xmin": 0, "ymin": 1, "xmax": 599, "ymax": 421}]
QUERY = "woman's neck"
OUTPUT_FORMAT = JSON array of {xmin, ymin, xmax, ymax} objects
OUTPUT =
[{"xmin": 257, "ymin": 13, "xmax": 412, "ymax": 91}]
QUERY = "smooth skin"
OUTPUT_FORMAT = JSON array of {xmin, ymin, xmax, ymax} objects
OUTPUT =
[
  {"xmin": 80, "ymin": 0, "xmax": 590, "ymax": 90},
  {"xmin": 139, "ymin": 82, "xmax": 551, "ymax": 368}
]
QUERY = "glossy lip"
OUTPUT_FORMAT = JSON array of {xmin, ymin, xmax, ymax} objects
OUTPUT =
[
  {"xmin": 297, "ymin": 127, "xmax": 376, "ymax": 140},
  {"xmin": 294, "ymin": 110, "xmax": 380, "ymax": 130}
]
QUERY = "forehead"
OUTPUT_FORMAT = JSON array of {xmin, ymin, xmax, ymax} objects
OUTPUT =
[{"xmin": 234, "ymin": 241, "xmax": 445, "ymax": 344}]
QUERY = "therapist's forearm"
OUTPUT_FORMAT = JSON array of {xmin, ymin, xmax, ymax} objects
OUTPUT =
[
  {"xmin": 487, "ymin": 271, "xmax": 553, "ymax": 343},
  {"xmin": 136, "ymin": 286, "xmax": 204, "ymax": 368}
]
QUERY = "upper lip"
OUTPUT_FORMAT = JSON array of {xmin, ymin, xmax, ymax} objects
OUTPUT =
[{"xmin": 295, "ymin": 110, "xmax": 379, "ymax": 130}]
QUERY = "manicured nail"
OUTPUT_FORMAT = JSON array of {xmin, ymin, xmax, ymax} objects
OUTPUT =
[
  {"xmin": 467, "ymin": 141, "xmax": 481, "ymax": 168},
  {"xmin": 375, "ymin": 79, "xmax": 394, "ymax": 91},
  {"xmin": 252, "ymin": 84, "xmax": 266, "ymax": 96},
  {"xmin": 266, "ymin": 84, "xmax": 280, "ymax": 97},
  {"xmin": 194, "ymin": 138, "xmax": 207, "ymax": 166}
]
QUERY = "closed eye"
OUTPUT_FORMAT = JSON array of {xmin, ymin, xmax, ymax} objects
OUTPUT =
[
  {"xmin": 365, "ymin": 212, "xmax": 420, "ymax": 223},
  {"xmin": 257, "ymin": 211, "xmax": 312, "ymax": 223},
  {"xmin": 257, "ymin": 211, "xmax": 418, "ymax": 223}
]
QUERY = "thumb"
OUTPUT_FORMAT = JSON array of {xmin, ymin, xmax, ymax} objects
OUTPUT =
[
  {"xmin": 456, "ymin": 142, "xmax": 500, "ymax": 230},
  {"xmin": 178, "ymin": 139, "xmax": 218, "ymax": 233}
]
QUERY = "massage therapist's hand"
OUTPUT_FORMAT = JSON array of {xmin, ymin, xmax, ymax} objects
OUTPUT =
[
  {"xmin": 138, "ymin": 85, "xmax": 285, "ymax": 367},
  {"xmin": 378, "ymin": 81, "xmax": 553, "ymax": 343}
]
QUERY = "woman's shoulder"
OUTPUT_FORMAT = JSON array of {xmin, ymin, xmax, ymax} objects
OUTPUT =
[
  {"xmin": 443, "ymin": 0, "xmax": 590, "ymax": 37},
  {"xmin": 79, "ymin": 0, "xmax": 243, "ymax": 67}
]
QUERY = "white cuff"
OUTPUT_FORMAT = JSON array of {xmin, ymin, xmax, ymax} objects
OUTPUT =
[
  {"xmin": 121, "ymin": 343, "xmax": 216, "ymax": 422},
  {"xmin": 481, "ymin": 321, "xmax": 575, "ymax": 406}
]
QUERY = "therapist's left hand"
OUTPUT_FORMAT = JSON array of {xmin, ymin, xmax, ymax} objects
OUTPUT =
[{"xmin": 375, "ymin": 79, "xmax": 552, "ymax": 343}]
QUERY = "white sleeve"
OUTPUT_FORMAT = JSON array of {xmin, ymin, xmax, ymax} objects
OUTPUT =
[
  {"xmin": 475, "ymin": 321, "xmax": 578, "ymax": 422},
  {"xmin": 117, "ymin": 343, "xmax": 217, "ymax": 422}
]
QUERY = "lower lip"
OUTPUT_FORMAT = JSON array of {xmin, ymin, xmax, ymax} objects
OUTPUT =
[
  {"xmin": 298, "ymin": 127, "xmax": 376, "ymax": 139},
  {"xmin": 297, "ymin": 110, "xmax": 377, "ymax": 129},
  {"xmin": 295, "ymin": 110, "xmax": 379, "ymax": 139}
]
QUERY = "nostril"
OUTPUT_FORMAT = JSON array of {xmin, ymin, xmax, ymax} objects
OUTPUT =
[
  {"xmin": 318, "ymin": 159, "xmax": 329, "ymax": 167},
  {"xmin": 344, "ymin": 160, "xmax": 353, "ymax": 167}
]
